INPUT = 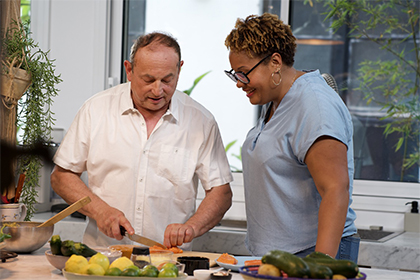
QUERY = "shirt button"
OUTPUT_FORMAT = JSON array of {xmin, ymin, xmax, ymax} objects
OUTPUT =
[
  {"xmin": 139, "ymin": 178, "xmax": 143, "ymax": 182},
  {"xmin": 136, "ymin": 207, "xmax": 141, "ymax": 211}
]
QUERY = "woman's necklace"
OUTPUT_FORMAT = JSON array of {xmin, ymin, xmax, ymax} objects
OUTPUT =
[
  {"xmin": 284, "ymin": 68, "xmax": 298, "ymax": 94},
  {"xmin": 269, "ymin": 69, "xmax": 299, "ymax": 119}
]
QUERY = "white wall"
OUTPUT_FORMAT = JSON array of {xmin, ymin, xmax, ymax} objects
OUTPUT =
[
  {"xmin": 31, "ymin": 0, "xmax": 110, "ymax": 142},
  {"xmin": 31, "ymin": 0, "xmax": 263, "ymax": 169},
  {"xmin": 145, "ymin": 0, "xmax": 264, "ymax": 169}
]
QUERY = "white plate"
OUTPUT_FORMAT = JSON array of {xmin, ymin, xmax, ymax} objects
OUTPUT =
[
  {"xmin": 215, "ymin": 256, "xmax": 262, "ymax": 272},
  {"xmin": 63, "ymin": 270, "xmax": 188, "ymax": 280}
]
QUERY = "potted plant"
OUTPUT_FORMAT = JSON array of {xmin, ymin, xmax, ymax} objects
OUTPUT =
[
  {"xmin": 322, "ymin": 0, "xmax": 419, "ymax": 181},
  {"xmin": 1, "ymin": 19, "xmax": 62, "ymax": 220}
]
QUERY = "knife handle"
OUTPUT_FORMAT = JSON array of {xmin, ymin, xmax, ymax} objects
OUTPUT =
[{"xmin": 120, "ymin": 225, "xmax": 127, "ymax": 236}]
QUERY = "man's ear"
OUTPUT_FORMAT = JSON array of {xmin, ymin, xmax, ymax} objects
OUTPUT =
[{"xmin": 124, "ymin": 60, "xmax": 133, "ymax": 81}]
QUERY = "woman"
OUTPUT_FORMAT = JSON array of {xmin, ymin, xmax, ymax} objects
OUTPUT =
[{"xmin": 224, "ymin": 13, "xmax": 359, "ymax": 262}]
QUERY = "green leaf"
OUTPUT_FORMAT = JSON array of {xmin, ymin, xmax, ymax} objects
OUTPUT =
[{"xmin": 183, "ymin": 71, "xmax": 211, "ymax": 95}]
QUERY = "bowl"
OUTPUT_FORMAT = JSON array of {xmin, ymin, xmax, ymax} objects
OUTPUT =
[
  {"xmin": 177, "ymin": 256, "xmax": 209, "ymax": 276},
  {"xmin": 157, "ymin": 260, "xmax": 186, "ymax": 275},
  {"xmin": 108, "ymin": 244, "xmax": 136, "ymax": 258},
  {"xmin": 1, "ymin": 221, "xmax": 54, "ymax": 253},
  {"xmin": 194, "ymin": 269, "xmax": 213, "ymax": 280},
  {"xmin": 211, "ymin": 271, "xmax": 232, "ymax": 280},
  {"xmin": 239, "ymin": 266, "xmax": 367, "ymax": 280},
  {"xmin": 45, "ymin": 247, "xmax": 122, "ymax": 270},
  {"xmin": 150, "ymin": 249, "xmax": 174, "ymax": 266}
]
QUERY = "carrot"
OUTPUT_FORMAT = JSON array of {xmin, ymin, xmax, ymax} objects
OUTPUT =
[
  {"xmin": 244, "ymin": 259, "xmax": 262, "ymax": 266},
  {"xmin": 217, "ymin": 253, "xmax": 238, "ymax": 264}
]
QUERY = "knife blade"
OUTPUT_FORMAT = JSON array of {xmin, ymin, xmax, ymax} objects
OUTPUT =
[{"xmin": 120, "ymin": 226, "xmax": 167, "ymax": 249}]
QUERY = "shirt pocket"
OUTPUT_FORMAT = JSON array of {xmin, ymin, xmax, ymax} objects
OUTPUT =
[{"xmin": 158, "ymin": 145, "xmax": 192, "ymax": 183}]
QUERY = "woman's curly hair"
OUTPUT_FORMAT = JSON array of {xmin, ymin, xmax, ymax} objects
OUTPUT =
[{"xmin": 225, "ymin": 13, "xmax": 296, "ymax": 66}]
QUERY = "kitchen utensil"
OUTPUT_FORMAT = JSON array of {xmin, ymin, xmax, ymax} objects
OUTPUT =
[
  {"xmin": 14, "ymin": 173, "xmax": 26, "ymax": 203},
  {"xmin": 177, "ymin": 251, "xmax": 221, "ymax": 267},
  {"xmin": 120, "ymin": 226, "xmax": 167, "ymax": 249},
  {"xmin": 0, "ymin": 203, "xmax": 27, "ymax": 222},
  {"xmin": 177, "ymin": 256, "xmax": 210, "ymax": 276},
  {"xmin": 1, "ymin": 221, "xmax": 54, "ymax": 253},
  {"xmin": 37, "ymin": 196, "xmax": 91, "ymax": 228},
  {"xmin": 194, "ymin": 268, "xmax": 224, "ymax": 280}
]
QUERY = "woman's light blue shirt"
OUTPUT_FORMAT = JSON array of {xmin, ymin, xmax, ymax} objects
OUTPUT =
[{"xmin": 242, "ymin": 70, "xmax": 357, "ymax": 256}]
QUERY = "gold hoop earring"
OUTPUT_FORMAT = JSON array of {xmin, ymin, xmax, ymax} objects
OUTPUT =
[{"xmin": 271, "ymin": 69, "xmax": 282, "ymax": 86}]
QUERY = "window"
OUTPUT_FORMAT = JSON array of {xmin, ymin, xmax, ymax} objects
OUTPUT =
[
  {"xmin": 121, "ymin": 0, "xmax": 146, "ymax": 83},
  {"xmin": 288, "ymin": 0, "xmax": 419, "ymax": 183},
  {"xmin": 121, "ymin": 0, "xmax": 419, "ymax": 185}
]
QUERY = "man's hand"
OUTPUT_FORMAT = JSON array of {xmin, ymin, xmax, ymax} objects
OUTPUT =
[
  {"xmin": 163, "ymin": 223, "xmax": 196, "ymax": 248},
  {"xmin": 51, "ymin": 165, "xmax": 135, "ymax": 241},
  {"xmin": 162, "ymin": 183, "xmax": 232, "ymax": 248},
  {"xmin": 94, "ymin": 205, "xmax": 135, "ymax": 240}
]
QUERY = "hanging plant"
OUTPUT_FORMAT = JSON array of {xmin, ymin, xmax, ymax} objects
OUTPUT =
[{"xmin": 1, "ymin": 20, "xmax": 62, "ymax": 220}]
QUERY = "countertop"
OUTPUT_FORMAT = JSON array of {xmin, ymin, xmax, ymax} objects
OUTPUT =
[{"xmin": 1, "ymin": 245, "xmax": 419, "ymax": 280}]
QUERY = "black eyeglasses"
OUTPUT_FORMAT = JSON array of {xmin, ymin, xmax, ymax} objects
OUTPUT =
[{"xmin": 224, "ymin": 54, "xmax": 272, "ymax": 84}]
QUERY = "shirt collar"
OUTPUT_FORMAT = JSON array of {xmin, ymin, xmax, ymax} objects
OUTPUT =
[{"xmin": 121, "ymin": 82, "xmax": 181, "ymax": 123}]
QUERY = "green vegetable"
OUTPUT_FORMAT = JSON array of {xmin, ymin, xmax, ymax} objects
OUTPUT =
[
  {"xmin": 49, "ymin": 235, "xmax": 63, "ymax": 255},
  {"xmin": 262, "ymin": 250, "xmax": 310, "ymax": 278},
  {"xmin": 60, "ymin": 239, "xmax": 97, "ymax": 257},
  {"xmin": 0, "ymin": 225, "xmax": 11, "ymax": 242},
  {"xmin": 303, "ymin": 257, "xmax": 359, "ymax": 278},
  {"xmin": 61, "ymin": 240, "xmax": 78, "ymax": 256},
  {"xmin": 306, "ymin": 251, "xmax": 335, "ymax": 260},
  {"xmin": 73, "ymin": 242, "xmax": 97, "ymax": 257},
  {"xmin": 304, "ymin": 260, "xmax": 333, "ymax": 279}
]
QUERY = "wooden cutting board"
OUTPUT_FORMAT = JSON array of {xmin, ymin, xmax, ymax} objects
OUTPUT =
[{"xmin": 174, "ymin": 251, "xmax": 221, "ymax": 267}]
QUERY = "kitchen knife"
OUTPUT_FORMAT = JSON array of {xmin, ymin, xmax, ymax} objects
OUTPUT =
[{"xmin": 120, "ymin": 226, "xmax": 167, "ymax": 249}]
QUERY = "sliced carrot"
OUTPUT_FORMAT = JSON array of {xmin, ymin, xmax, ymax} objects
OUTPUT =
[
  {"xmin": 244, "ymin": 259, "xmax": 262, "ymax": 266},
  {"xmin": 149, "ymin": 245, "xmax": 183, "ymax": 254},
  {"xmin": 217, "ymin": 253, "xmax": 238, "ymax": 264}
]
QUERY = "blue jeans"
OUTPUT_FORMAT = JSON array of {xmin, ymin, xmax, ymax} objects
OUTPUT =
[{"xmin": 294, "ymin": 235, "xmax": 360, "ymax": 263}]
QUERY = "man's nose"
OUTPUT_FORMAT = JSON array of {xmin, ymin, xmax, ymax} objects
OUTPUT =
[{"xmin": 152, "ymin": 81, "xmax": 164, "ymax": 95}]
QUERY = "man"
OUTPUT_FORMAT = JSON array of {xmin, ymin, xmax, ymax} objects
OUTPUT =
[{"xmin": 51, "ymin": 32, "xmax": 233, "ymax": 249}]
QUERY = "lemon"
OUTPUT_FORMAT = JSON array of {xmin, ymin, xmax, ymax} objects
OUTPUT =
[
  {"xmin": 89, "ymin": 252, "xmax": 110, "ymax": 271},
  {"xmin": 109, "ymin": 256, "xmax": 135, "ymax": 271},
  {"xmin": 82, "ymin": 263, "xmax": 106, "ymax": 276},
  {"xmin": 158, "ymin": 268, "xmax": 178, "ymax": 278},
  {"xmin": 160, "ymin": 263, "xmax": 179, "ymax": 276},
  {"xmin": 65, "ymin": 255, "xmax": 89, "ymax": 274},
  {"xmin": 105, "ymin": 267, "xmax": 122, "ymax": 276}
]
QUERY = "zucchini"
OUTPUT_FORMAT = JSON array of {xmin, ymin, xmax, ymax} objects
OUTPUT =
[
  {"xmin": 304, "ymin": 260, "xmax": 333, "ymax": 279},
  {"xmin": 303, "ymin": 257, "xmax": 359, "ymax": 278},
  {"xmin": 49, "ymin": 235, "xmax": 63, "ymax": 255},
  {"xmin": 61, "ymin": 240, "xmax": 97, "ymax": 257},
  {"xmin": 262, "ymin": 250, "xmax": 310, "ymax": 278},
  {"xmin": 61, "ymin": 240, "xmax": 78, "ymax": 256},
  {"xmin": 74, "ymin": 242, "xmax": 97, "ymax": 257},
  {"xmin": 306, "ymin": 251, "xmax": 334, "ymax": 260}
]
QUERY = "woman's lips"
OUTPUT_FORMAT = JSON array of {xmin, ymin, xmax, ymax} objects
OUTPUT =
[{"xmin": 245, "ymin": 89, "xmax": 255, "ymax": 98}]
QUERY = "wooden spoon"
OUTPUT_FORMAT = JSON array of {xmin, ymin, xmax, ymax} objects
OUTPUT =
[
  {"xmin": 14, "ymin": 173, "xmax": 26, "ymax": 203},
  {"xmin": 37, "ymin": 196, "xmax": 91, "ymax": 227}
]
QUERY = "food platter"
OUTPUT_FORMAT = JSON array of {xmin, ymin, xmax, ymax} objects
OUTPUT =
[
  {"xmin": 215, "ymin": 256, "xmax": 262, "ymax": 272},
  {"xmin": 63, "ymin": 270, "xmax": 188, "ymax": 280},
  {"xmin": 239, "ymin": 266, "xmax": 367, "ymax": 280}
]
